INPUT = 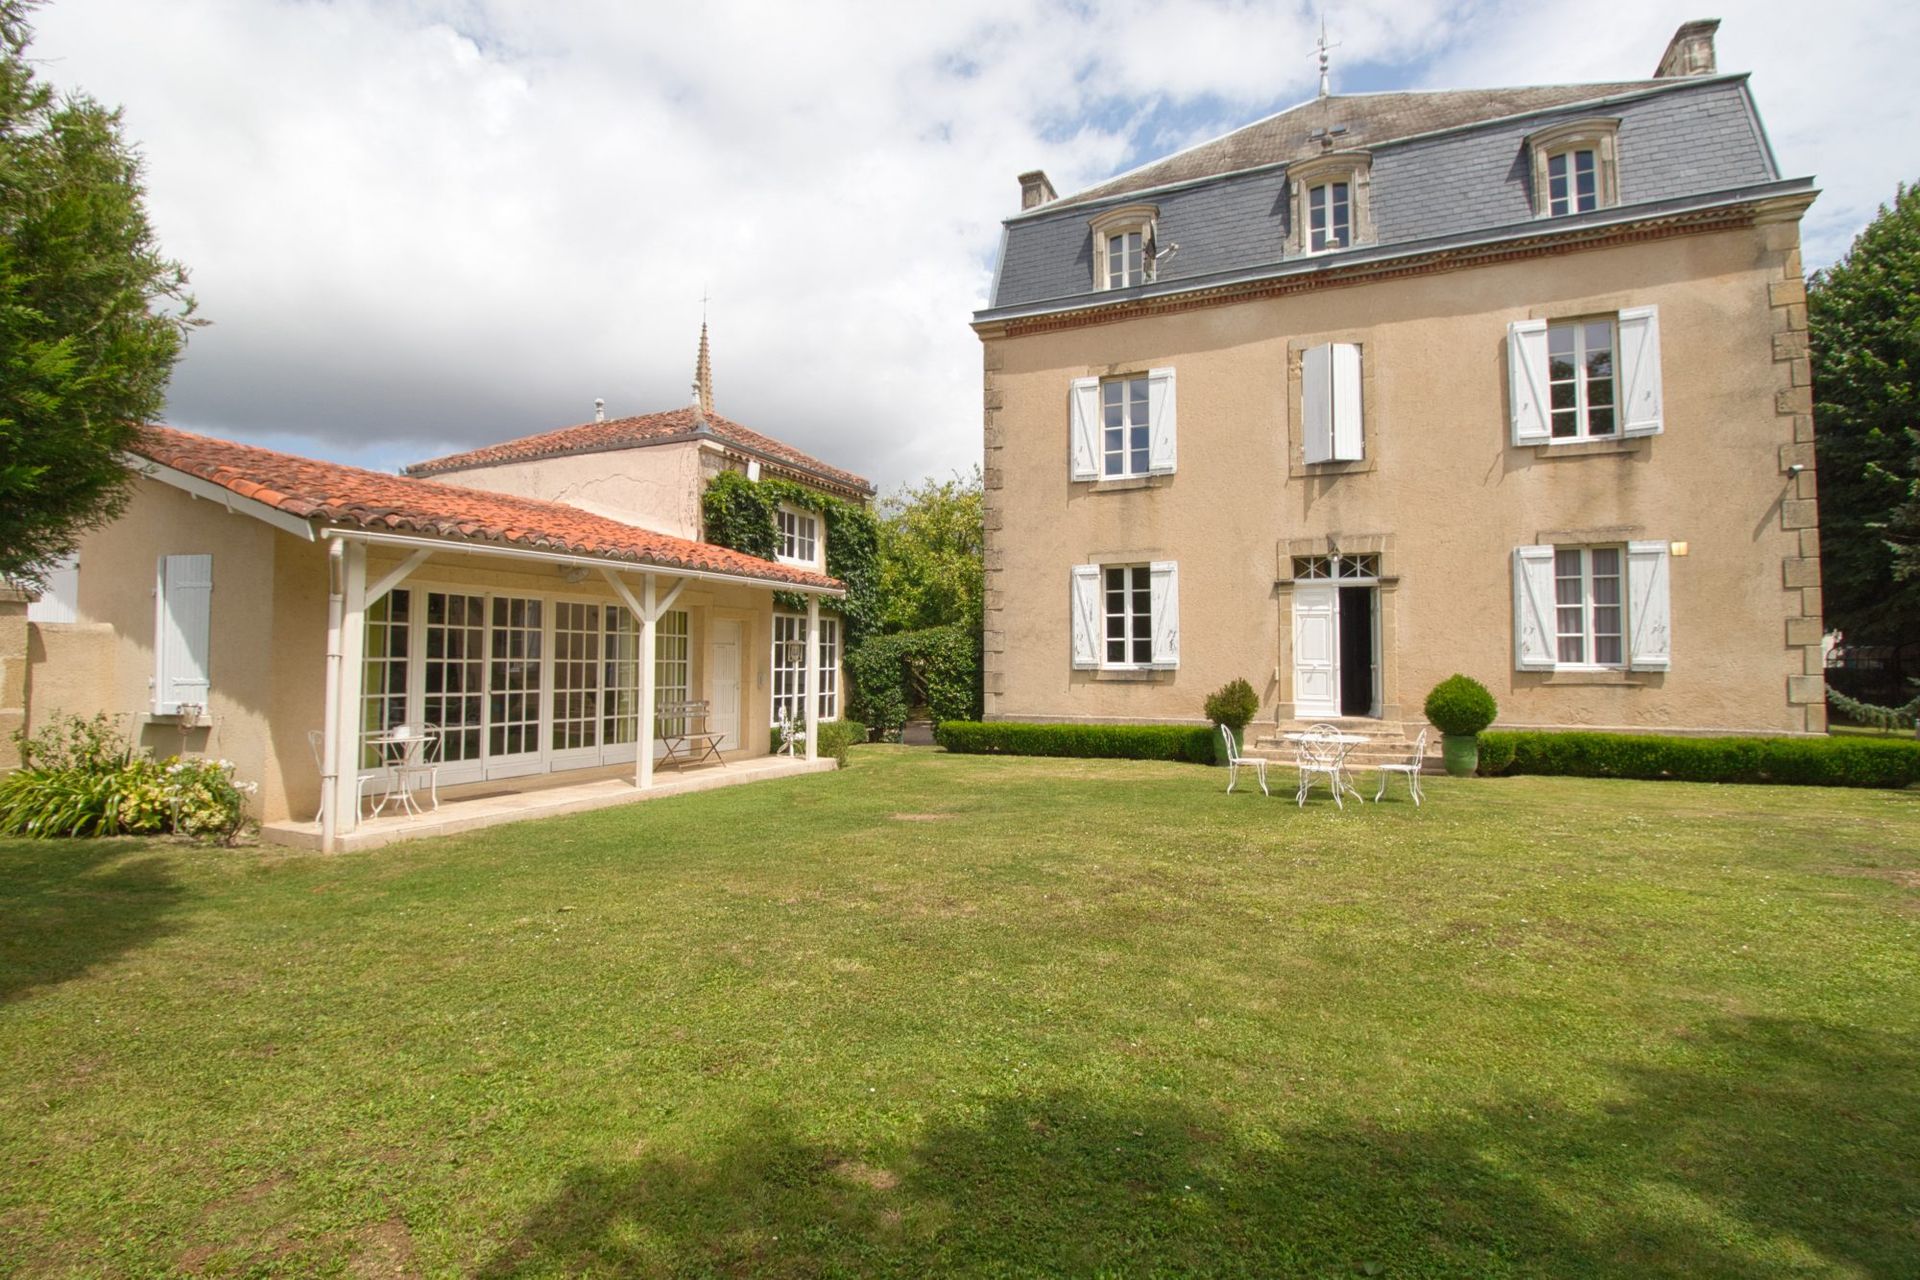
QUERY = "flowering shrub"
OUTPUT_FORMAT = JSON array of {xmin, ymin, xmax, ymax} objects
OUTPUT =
[{"xmin": 1, "ymin": 714, "xmax": 255, "ymax": 842}]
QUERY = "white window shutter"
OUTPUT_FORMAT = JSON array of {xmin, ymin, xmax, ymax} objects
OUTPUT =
[
  {"xmin": 1617, "ymin": 305, "xmax": 1664, "ymax": 437},
  {"xmin": 1331, "ymin": 342, "xmax": 1364, "ymax": 461},
  {"xmin": 1301, "ymin": 343, "xmax": 1333, "ymax": 464},
  {"xmin": 1149, "ymin": 561, "xmax": 1179, "ymax": 667},
  {"xmin": 155, "ymin": 553, "xmax": 213, "ymax": 713},
  {"xmin": 1508, "ymin": 319, "xmax": 1551, "ymax": 446},
  {"xmin": 1069, "ymin": 377, "xmax": 1100, "ymax": 480},
  {"xmin": 1146, "ymin": 367, "xmax": 1177, "ymax": 475},
  {"xmin": 27, "ymin": 552, "xmax": 79, "ymax": 624},
  {"xmin": 1626, "ymin": 540, "xmax": 1672, "ymax": 670},
  {"xmin": 1512, "ymin": 545, "xmax": 1557, "ymax": 671},
  {"xmin": 1069, "ymin": 564, "xmax": 1101, "ymax": 669}
]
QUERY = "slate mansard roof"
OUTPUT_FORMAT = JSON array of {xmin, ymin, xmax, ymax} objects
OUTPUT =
[
  {"xmin": 407, "ymin": 406, "xmax": 875, "ymax": 498},
  {"xmin": 980, "ymin": 73, "xmax": 1811, "ymax": 323},
  {"xmin": 131, "ymin": 426, "xmax": 843, "ymax": 592}
]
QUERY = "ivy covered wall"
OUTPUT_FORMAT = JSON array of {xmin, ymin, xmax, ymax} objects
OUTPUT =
[{"xmin": 700, "ymin": 471, "xmax": 880, "ymax": 647}]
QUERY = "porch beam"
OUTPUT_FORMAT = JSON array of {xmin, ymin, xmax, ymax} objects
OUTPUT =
[
  {"xmin": 365, "ymin": 548, "xmax": 433, "ymax": 608},
  {"xmin": 652, "ymin": 576, "xmax": 689, "ymax": 619}
]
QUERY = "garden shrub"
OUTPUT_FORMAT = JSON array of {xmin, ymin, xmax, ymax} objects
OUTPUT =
[
  {"xmin": 1203, "ymin": 679, "xmax": 1260, "ymax": 734},
  {"xmin": 1476, "ymin": 730, "xmax": 1920, "ymax": 789},
  {"xmin": 1424, "ymin": 674, "xmax": 1498, "ymax": 737},
  {"xmin": 0, "ymin": 713, "xmax": 255, "ymax": 840},
  {"xmin": 773, "ymin": 719, "xmax": 867, "ymax": 765},
  {"xmin": 935, "ymin": 721, "xmax": 1216, "ymax": 763},
  {"xmin": 845, "ymin": 625, "xmax": 981, "ymax": 740}
]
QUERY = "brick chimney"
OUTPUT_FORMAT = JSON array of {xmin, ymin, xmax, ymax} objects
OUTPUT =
[
  {"xmin": 1654, "ymin": 18, "xmax": 1719, "ymax": 78},
  {"xmin": 1018, "ymin": 170, "xmax": 1057, "ymax": 211}
]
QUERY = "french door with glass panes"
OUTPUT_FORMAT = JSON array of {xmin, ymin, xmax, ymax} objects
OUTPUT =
[{"xmin": 485, "ymin": 595, "xmax": 545, "ymax": 778}]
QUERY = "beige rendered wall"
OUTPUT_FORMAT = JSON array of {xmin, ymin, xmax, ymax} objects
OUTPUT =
[
  {"xmin": 24, "ymin": 479, "xmax": 325, "ymax": 822},
  {"xmin": 980, "ymin": 218, "xmax": 1822, "ymax": 736},
  {"xmin": 435, "ymin": 441, "xmax": 707, "ymax": 541}
]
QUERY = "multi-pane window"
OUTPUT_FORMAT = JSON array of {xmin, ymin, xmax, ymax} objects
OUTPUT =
[
  {"xmin": 551, "ymin": 602, "xmax": 602, "ymax": 751},
  {"xmin": 1554, "ymin": 546, "xmax": 1624, "ymax": 666},
  {"xmin": 361, "ymin": 588, "xmax": 410, "ymax": 768},
  {"xmin": 777, "ymin": 508, "xmax": 817, "ymax": 565},
  {"xmin": 772, "ymin": 613, "xmax": 840, "ymax": 723},
  {"xmin": 1546, "ymin": 148, "xmax": 1599, "ymax": 215},
  {"xmin": 1101, "ymin": 376, "xmax": 1150, "ymax": 478},
  {"xmin": 1308, "ymin": 181, "xmax": 1350, "ymax": 251},
  {"xmin": 1547, "ymin": 318, "xmax": 1617, "ymax": 440},
  {"xmin": 1104, "ymin": 565, "xmax": 1152, "ymax": 666},
  {"xmin": 654, "ymin": 610, "xmax": 690, "ymax": 735},
  {"xmin": 488, "ymin": 596, "xmax": 543, "ymax": 758},
  {"xmin": 602, "ymin": 606, "xmax": 640, "ymax": 745},
  {"xmin": 1105, "ymin": 229, "xmax": 1144, "ymax": 288},
  {"xmin": 423, "ymin": 591, "xmax": 484, "ymax": 763}
]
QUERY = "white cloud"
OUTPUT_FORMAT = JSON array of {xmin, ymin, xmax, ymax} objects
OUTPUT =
[{"xmin": 26, "ymin": 0, "xmax": 1904, "ymax": 490}]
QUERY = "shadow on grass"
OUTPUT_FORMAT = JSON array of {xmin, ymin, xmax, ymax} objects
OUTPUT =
[
  {"xmin": 0, "ymin": 840, "xmax": 184, "ymax": 1004},
  {"xmin": 477, "ymin": 1017, "xmax": 1919, "ymax": 1278}
]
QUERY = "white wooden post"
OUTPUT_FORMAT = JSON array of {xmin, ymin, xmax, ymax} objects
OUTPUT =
[
  {"xmin": 804, "ymin": 594, "xmax": 820, "ymax": 763},
  {"xmin": 637, "ymin": 573, "xmax": 657, "ymax": 790},
  {"xmin": 331, "ymin": 540, "xmax": 367, "ymax": 837}
]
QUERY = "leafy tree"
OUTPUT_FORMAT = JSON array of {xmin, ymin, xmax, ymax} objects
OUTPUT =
[
  {"xmin": 1808, "ymin": 182, "xmax": 1920, "ymax": 648},
  {"xmin": 0, "ymin": 0, "xmax": 194, "ymax": 583},
  {"xmin": 875, "ymin": 468, "xmax": 983, "ymax": 634}
]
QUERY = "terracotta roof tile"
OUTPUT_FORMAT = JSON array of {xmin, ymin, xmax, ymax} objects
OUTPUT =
[
  {"xmin": 405, "ymin": 406, "xmax": 874, "ymax": 495},
  {"xmin": 131, "ymin": 425, "xmax": 843, "ymax": 593}
]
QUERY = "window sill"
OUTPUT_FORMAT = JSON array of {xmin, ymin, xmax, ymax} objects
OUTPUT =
[
  {"xmin": 1081, "ymin": 474, "xmax": 1169, "ymax": 492},
  {"xmin": 1089, "ymin": 666, "xmax": 1175, "ymax": 682},
  {"xmin": 1529, "ymin": 437, "xmax": 1646, "ymax": 457},
  {"xmin": 1523, "ymin": 668, "xmax": 1659, "ymax": 686}
]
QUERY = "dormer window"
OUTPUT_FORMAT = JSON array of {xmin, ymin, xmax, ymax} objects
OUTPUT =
[
  {"xmin": 1528, "ymin": 119, "xmax": 1621, "ymax": 218},
  {"xmin": 1307, "ymin": 181, "xmax": 1350, "ymax": 251},
  {"xmin": 1285, "ymin": 153, "xmax": 1373, "ymax": 257},
  {"xmin": 1088, "ymin": 204, "xmax": 1160, "ymax": 291}
]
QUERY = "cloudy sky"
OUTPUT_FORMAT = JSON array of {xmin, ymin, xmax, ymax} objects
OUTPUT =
[{"xmin": 28, "ymin": 0, "xmax": 1918, "ymax": 491}]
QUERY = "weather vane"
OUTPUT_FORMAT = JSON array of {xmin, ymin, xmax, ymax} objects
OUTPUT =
[{"xmin": 1314, "ymin": 13, "xmax": 1340, "ymax": 98}]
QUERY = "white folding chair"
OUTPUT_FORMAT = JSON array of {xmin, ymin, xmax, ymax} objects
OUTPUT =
[
  {"xmin": 1295, "ymin": 727, "xmax": 1348, "ymax": 809},
  {"xmin": 1374, "ymin": 727, "xmax": 1428, "ymax": 806},
  {"xmin": 1221, "ymin": 725, "xmax": 1269, "ymax": 796}
]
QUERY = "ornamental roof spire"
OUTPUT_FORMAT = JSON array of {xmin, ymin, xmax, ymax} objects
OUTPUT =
[{"xmin": 691, "ymin": 318, "xmax": 714, "ymax": 418}]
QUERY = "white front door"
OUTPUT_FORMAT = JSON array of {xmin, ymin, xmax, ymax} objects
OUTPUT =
[
  {"xmin": 711, "ymin": 620, "xmax": 742, "ymax": 751},
  {"xmin": 1293, "ymin": 584, "xmax": 1340, "ymax": 719}
]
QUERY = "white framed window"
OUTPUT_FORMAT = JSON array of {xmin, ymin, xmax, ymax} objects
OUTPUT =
[
  {"xmin": 1292, "ymin": 553, "xmax": 1380, "ymax": 580},
  {"xmin": 1105, "ymin": 228, "xmax": 1144, "ymax": 288},
  {"xmin": 361, "ymin": 587, "xmax": 410, "ymax": 767},
  {"xmin": 1514, "ymin": 542, "xmax": 1670, "ymax": 672},
  {"xmin": 771, "ymin": 613, "xmax": 839, "ymax": 723},
  {"xmin": 1547, "ymin": 317, "xmax": 1617, "ymax": 440},
  {"xmin": 654, "ymin": 609, "xmax": 691, "ymax": 735},
  {"xmin": 551, "ymin": 601, "xmax": 603, "ymax": 751},
  {"xmin": 1546, "ymin": 148, "xmax": 1599, "ymax": 216},
  {"xmin": 1070, "ymin": 561, "xmax": 1178, "ymax": 670},
  {"xmin": 776, "ymin": 507, "xmax": 818, "ymax": 566},
  {"xmin": 1069, "ymin": 367, "xmax": 1176, "ymax": 481},
  {"xmin": 1301, "ymin": 342, "xmax": 1364, "ymax": 463},
  {"xmin": 1553, "ymin": 546, "xmax": 1625, "ymax": 666},
  {"xmin": 153, "ymin": 553, "xmax": 213, "ymax": 715},
  {"xmin": 1509, "ymin": 306, "xmax": 1662, "ymax": 446},
  {"xmin": 1089, "ymin": 203, "xmax": 1160, "ymax": 291},
  {"xmin": 26, "ymin": 552, "xmax": 79, "ymax": 623},
  {"xmin": 1308, "ymin": 181, "xmax": 1350, "ymax": 252}
]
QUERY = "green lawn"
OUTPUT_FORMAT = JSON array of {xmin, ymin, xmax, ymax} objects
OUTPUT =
[{"xmin": 3, "ymin": 749, "xmax": 1917, "ymax": 1278}]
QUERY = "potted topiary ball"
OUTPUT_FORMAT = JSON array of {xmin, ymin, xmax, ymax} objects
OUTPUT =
[
  {"xmin": 1424, "ymin": 674, "xmax": 1498, "ymax": 777},
  {"xmin": 1205, "ymin": 678, "xmax": 1261, "ymax": 766}
]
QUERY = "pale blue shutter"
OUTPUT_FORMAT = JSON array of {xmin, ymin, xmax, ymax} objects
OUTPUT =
[{"xmin": 155, "ymin": 554, "xmax": 213, "ymax": 713}]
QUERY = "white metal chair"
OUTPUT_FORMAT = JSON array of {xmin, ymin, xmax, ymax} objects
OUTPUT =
[
  {"xmin": 1374, "ymin": 727, "xmax": 1428, "ymax": 806},
  {"xmin": 306, "ymin": 728, "xmax": 376, "ymax": 824},
  {"xmin": 1295, "ymin": 725, "xmax": 1350, "ymax": 809},
  {"xmin": 1221, "ymin": 725, "xmax": 1269, "ymax": 796}
]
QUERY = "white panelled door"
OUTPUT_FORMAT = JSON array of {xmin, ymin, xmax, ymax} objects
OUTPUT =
[
  {"xmin": 1292, "ymin": 584, "xmax": 1339, "ymax": 718},
  {"xmin": 711, "ymin": 620, "xmax": 742, "ymax": 750}
]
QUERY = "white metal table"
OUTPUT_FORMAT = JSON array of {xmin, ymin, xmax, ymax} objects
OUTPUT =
[
  {"xmin": 369, "ymin": 730, "xmax": 435, "ymax": 817},
  {"xmin": 1282, "ymin": 731, "xmax": 1370, "ymax": 804}
]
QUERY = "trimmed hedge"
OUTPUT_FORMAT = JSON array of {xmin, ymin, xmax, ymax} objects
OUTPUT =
[
  {"xmin": 1477, "ymin": 730, "xmax": 1920, "ymax": 789},
  {"xmin": 935, "ymin": 721, "xmax": 1215, "ymax": 763}
]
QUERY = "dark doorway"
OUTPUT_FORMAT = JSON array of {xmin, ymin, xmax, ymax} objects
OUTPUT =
[{"xmin": 1338, "ymin": 587, "xmax": 1375, "ymax": 716}]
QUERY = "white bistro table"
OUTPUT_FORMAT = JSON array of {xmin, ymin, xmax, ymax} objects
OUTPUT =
[
  {"xmin": 1281, "ymin": 731, "xmax": 1370, "ymax": 804},
  {"xmin": 368, "ymin": 729, "xmax": 436, "ymax": 818}
]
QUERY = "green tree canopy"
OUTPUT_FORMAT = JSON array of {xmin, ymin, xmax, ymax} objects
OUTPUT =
[
  {"xmin": 1808, "ymin": 182, "xmax": 1920, "ymax": 648},
  {"xmin": 0, "ymin": 0, "xmax": 194, "ymax": 583},
  {"xmin": 875, "ymin": 468, "xmax": 983, "ymax": 633}
]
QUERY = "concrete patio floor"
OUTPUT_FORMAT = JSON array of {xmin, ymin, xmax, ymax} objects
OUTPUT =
[{"xmin": 262, "ymin": 754, "xmax": 837, "ymax": 852}]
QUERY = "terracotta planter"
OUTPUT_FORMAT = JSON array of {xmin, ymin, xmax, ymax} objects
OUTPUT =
[{"xmin": 1440, "ymin": 733, "xmax": 1480, "ymax": 777}]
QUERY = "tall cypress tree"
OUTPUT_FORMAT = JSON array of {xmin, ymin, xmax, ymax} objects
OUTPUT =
[
  {"xmin": 0, "ymin": 0, "xmax": 195, "ymax": 583},
  {"xmin": 1808, "ymin": 183, "xmax": 1920, "ymax": 654}
]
